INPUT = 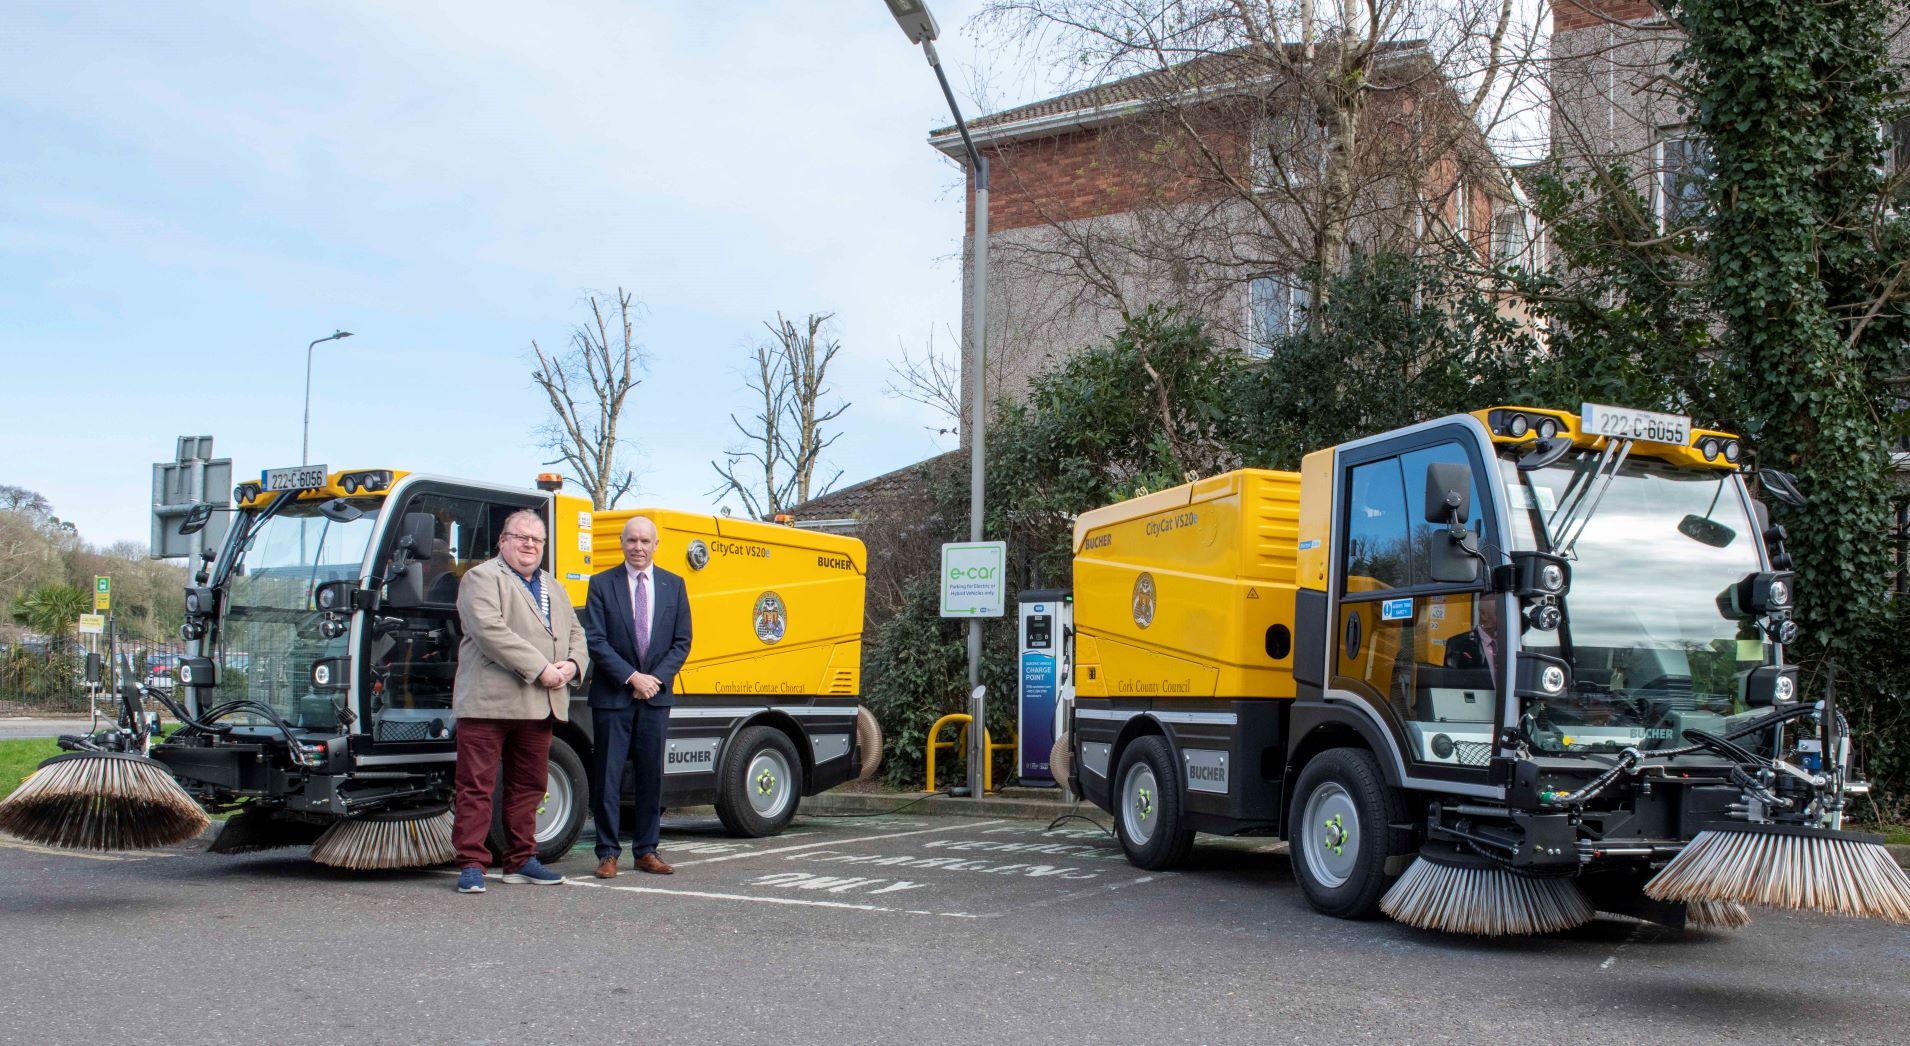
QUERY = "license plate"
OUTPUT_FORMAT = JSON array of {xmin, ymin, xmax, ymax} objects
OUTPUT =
[
  {"xmin": 262, "ymin": 465, "xmax": 329, "ymax": 492},
  {"xmin": 1580, "ymin": 403, "xmax": 1691, "ymax": 446}
]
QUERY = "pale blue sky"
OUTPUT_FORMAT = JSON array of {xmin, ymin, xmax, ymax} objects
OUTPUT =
[{"xmin": 1, "ymin": 0, "xmax": 1010, "ymax": 547}]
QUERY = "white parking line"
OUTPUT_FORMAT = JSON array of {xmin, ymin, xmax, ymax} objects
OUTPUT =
[
  {"xmin": 562, "ymin": 876, "xmax": 982, "ymax": 919},
  {"xmin": 665, "ymin": 818, "xmax": 1008, "ymax": 867}
]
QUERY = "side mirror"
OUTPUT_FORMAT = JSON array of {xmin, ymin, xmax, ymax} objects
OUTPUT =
[
  {"xmin": 1423, "ymin": 461, "xmax": 1472, "ymax": 524},
  {"xmin": 383, "ymin": 561, "xmax": 425, "ymax": 609},
  {"xmin": 398, "ymin": 512, "xmax": 436, "ymax": 558},
  {"xmin": 1429, "ymin": 523, "xmax": 1482, "ymax": 584},
  {"xmin": 1677, "ymin": 514, "xmax": 1736, "ymax": 548},
  {"xmin": 1516, "ymin": 436, "xmax": 1574, "ymax": 472},
  {"xmin": 1758, "ymin": 469, "xmax": 1805, "ymax": 508},
  {"xmin": 178, "ymin": 502, "xmax": 215, "ymax": 536}
]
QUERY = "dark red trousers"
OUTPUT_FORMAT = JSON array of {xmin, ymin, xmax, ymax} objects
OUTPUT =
[{"xmin": 453, "ymin": 716, "xmax": 553, "ymax": 871}]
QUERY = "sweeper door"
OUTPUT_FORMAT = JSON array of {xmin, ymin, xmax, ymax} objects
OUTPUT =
[{"xmin": 1324, "ymin": 427, "xmax": 1507, "ymax": 789}]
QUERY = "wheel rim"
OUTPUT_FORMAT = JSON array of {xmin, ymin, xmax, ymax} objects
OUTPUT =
[
  {"xmin": 534, "ymin": 764, "xmax": 574, "ymax": 844},
  {"xmin": 1301, "ymin": 781, "xmax": 1360, "ymax": 888},
  {"xmin": 747, "ymin": 749, "xmax": 794, "ymax": 818},
  {"xmin": 1121, "ymin": 761, "xmax": 1159, "ymax": 845}
]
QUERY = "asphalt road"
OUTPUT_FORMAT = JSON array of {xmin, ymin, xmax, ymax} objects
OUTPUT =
[
  {"xmin": 0, "ymin": 718, "xmax": 93, "ymax": 740},
  {"xmin": 2, "ymin": 810, "xmax": 1906, "ymax": 1046}
]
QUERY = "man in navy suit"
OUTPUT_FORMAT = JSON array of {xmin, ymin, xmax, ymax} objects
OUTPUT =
[{"xmin": 583, "ymin": 515, "xmax": 693, "ymax": 878}]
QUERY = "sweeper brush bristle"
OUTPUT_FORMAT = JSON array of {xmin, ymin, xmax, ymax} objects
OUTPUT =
[
  {"xmin": 1382, "ymin": 852, "xmax": 1595, "ymax": 936},
  {"xmin": 1685, "ymin": 900, "xmax": 1752, "ymax": 931},
  {"xmin": 854, "ymin": 708, "xmax": 885, "ymax": 782},
  {"xmin": 1646, "ymin": 824, "xmax": 1910, "ymax": 924},
  {"xmin": 309, "ymin": 807, "xmax": 454, "ymax": 870},
  {"xmin": 0, "ymin": 753, "xmax": 208, "ymax": 850}
]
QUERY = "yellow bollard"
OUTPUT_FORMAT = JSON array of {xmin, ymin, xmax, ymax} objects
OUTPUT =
[{"xmin": 925, "ymin": 713, "xmax": 1014, "ymax": 794}]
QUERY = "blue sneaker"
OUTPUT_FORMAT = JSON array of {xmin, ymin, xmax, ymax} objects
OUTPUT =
[
  {"xmin": 501, "ymin": 857, "xmax": 564, "ymax": 885},
  {"xmin": 456, "ymin": 866, "xmax": 486, "ymax": 893}
]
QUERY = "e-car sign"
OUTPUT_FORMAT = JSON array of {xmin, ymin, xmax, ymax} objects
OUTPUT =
[{"xmin": 940, "ymin": 541, "xmax": 1006, "ymax": 618}]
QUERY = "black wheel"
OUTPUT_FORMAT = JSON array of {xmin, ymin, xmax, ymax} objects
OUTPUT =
[
  {"xmin": 716, "ymin": 725, "xmax": 803, "ymax": 838},
  {"xmin": 1288, "ymin": 747, "xmax": 1405, "ymax": 919},
  {"xmin": 487, "ymin": 734, "xmax": 588, "ymax": 864},
  {"xmin": 1112, "ymin": 735, "xmax": 1196, "ymax": 870}
]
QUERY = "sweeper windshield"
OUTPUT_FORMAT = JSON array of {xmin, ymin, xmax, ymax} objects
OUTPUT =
[
  {"xmin": 1498, "ymin": 454, "xmax": 1771, "ymax": 754},
  {"xmin": 206, "ymin": 498, "xmax": 383, "ymax": 730}
]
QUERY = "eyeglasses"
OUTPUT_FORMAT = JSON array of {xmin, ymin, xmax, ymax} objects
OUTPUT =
[{"xmin": 501, "ymin": 533, "xmax": 546, "ymax": 547}]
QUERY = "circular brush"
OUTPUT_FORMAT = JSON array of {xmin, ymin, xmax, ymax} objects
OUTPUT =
[
  {"xmin": 1685, "ymin": 900, "xmax": 1752, "ymax": 931},
  {"xmin": 309, "ymin": 805, "xmax": 455, "ymax": 870},
  {"xmin": 854, "ymin": 708, "xmax": 885, "ymax": 782},
  {"xmin": 1049, "ymin": 732, "xmax": 1074, "ymax": 801},
  {"xmin": 1646, "ymin": 822, "xmax": 1910, "ymax": 924},
  {"xmin": 1382, "ymin": 845, "xmax": 1595, "ymax": 936},
  {"xmin": 0, "ymin": 752, "xmax": 209, "ymax": 850}
]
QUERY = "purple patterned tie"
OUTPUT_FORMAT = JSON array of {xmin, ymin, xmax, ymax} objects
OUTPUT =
[{"xmin": 632, "ymin": 571, "xmax": 651, "ymax": 664}]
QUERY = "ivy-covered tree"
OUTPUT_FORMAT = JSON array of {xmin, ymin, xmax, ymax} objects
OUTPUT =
[{"xmin": 1674, "ymin": 0, "xmax": 1910, "ymax": 795}]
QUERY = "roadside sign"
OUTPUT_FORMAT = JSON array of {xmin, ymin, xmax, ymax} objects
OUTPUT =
[
  {"xmin": 940, "ymin": 541, "xmax": 1007, "ymax": 618},
  {"xmin": 152, "ymin": 436, "xmax": 232, "ymax": 559},
  {"xmin": 78, "ymin": 613, "xmax": 105, "ymax": 635},
  {"xmin": 94, "ymin": 575, "xmax": 110, "ymax": 613}
]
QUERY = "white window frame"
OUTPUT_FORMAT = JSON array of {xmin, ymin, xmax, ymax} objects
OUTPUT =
[
  {"xmin": 1251, "ymin": 102, "xmax": 1325, "ymax": 192},
  {"xmin": 1656, "ymin": 133, "xmax": 1712, "ymax": 231},
  {"xmin": 1492, "ymin": 207, "xmax": 1532, "ymax": 268},
  {"xmin": 1246, "ymin": 274, "xmax": 1312, "ymax": 356}
]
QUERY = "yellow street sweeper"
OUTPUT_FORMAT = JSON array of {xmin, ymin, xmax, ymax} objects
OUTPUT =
[
  {"xmin": 1058, "ymin": 404, "xmax": 1910, "ymax": 935},
  {"xmin": 0, "ymin": 465, "xmax": 880, "ymax": 869}
]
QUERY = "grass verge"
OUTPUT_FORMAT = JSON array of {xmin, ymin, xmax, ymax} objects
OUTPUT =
[{"xmin": 0, "ymin": 737, "xmax": 64, "ymax": 800}]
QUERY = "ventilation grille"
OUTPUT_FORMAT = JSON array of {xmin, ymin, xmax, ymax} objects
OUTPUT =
[
  {"xmin": 1455, "ymin": 741, "xmax": 1492, "ymax": 766},
  {"xmin": 827, "ymin": 670, "xmax": 855, "ymax": 695}
]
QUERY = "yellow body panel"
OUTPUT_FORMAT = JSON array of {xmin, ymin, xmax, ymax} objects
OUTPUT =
[
  {"xmin": 1072, "ymin": 469, "xmax": 1301, "ymax": 700},
  {"xmin": 572, "ymin": 506, "xmax": 866, "ymax": 699}
]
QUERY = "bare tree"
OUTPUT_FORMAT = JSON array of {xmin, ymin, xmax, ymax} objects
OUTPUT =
[
  {"xmin": 972, "ymin": 0, "xmax": 1547, "ymax": 336},
  {"xmin": 530, "ymin": 289, "xmax": 647, "ymax": 509},
  {"xmin": 884, "ymin": 325, "xmax": 966, "ymax": 438},
  {"xmin": 710, "ymin": 312, "xmax": 851, "ymax": 519}
]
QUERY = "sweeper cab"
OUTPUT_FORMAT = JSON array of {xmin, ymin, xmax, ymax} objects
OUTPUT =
[
  {"xmin": 1056, "ymin": 404, "xmax": 1908, "ymax": 933},
  {"xmin": 133, "ymin": 466, "xmax": 879, "ymax": 865}
]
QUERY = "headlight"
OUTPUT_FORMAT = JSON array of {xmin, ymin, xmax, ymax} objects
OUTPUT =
[
  {"xmin": 1536, "ymin": 417, "xmax": 1559, "ymax": 440},
  {"xmin": 1768, "ymin": 578, "xmax": 1790, "ymax": 607},
  {"xmin": 312, "ymin": 663, "xmax": 332, "ymax": 687},
  {"xmin": 1774, "ymin": 675, "xmax": 1796, "ymax": 701},
  {"xmin": 1507, "ymin": 413, "xmax": 1530, "ymax": 438},
  {"xmin": 1527, "ymin": 603, "xmax": 1562, "ymax": 631},
  {"xmin": 1699, "ymin": 437, "xmax": 1720, "ymax": 460},
  {"xmin": 1769, "ymin": 617, "xmax": 1801, "ymax": 645},
  {"xmin": 185, "ymin": 591, "xmax": 201, "ymax": 615},
  {"xmin": 1541, "ymin": 665, "xmax": 1567, "ymax": 693},
  {"xmin": 1540, "ymin": 563, "xmax": 1565, "ymax": 593}
]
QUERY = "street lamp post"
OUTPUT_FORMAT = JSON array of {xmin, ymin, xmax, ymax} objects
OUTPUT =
[
  {"xmin": 884, "ymin": 0, "xmax": 992, "ymax": 800},
  {"xmin": 302, "ymin": 330, "xmax": 353, "ymax": 466}
]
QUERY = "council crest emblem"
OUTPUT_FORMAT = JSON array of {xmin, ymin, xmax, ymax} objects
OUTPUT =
[
  {"xmin": 1132, "ymin": 572, "xmax": 1156, "ymax": 629},
  {"xmin": 754, "ymin": 591, "xmax": 787, "ymax": 645}
]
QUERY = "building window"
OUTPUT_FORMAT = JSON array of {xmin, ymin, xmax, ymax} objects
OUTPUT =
[
  {"xmin": 1252, "ymin": 106, "xmax": 1324, "ymax": 191},
  {"xmin": 1659, "ymin": 135, "xmax": 1712, "ymax": 229},
  {"xmin": 1452, "ymin": 180, "xmax": 1472, "ymax": 249},
  {"xmin": 1492, "ymin": 210, "xmax": 1529, "ymax": 266},
  {"xmin": 1248, "ymin": 274, "xmax": 1311, "ymax": 355}
]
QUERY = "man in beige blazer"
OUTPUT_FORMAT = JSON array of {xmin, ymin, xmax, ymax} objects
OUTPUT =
[{"xmin": 451, "ymin": 508, "xmax": 589, "ymax": 893}]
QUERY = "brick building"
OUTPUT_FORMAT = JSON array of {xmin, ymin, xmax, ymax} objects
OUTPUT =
[{"xmin": 929, "ymin": 44, "xmax": 1534, "ymax": 422}]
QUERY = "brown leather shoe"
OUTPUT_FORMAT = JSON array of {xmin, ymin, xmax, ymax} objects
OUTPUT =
[
  {"xmin": 595, "ymin": 857, "xmax": 619, "ymax": 879},
  {"xmin": 632, "ymin": 852, "xmax": 673, "ymax": 875}
]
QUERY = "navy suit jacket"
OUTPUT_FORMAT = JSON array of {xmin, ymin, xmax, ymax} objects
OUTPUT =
[{"xmin": 583, "ymin": 563, "xmax": 693, "ymax": 708}]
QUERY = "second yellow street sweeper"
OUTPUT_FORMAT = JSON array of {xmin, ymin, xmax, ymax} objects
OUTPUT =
[{"xmin": 1057, "ymin": 404, "xmax": 1909, "ymax": 935}]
